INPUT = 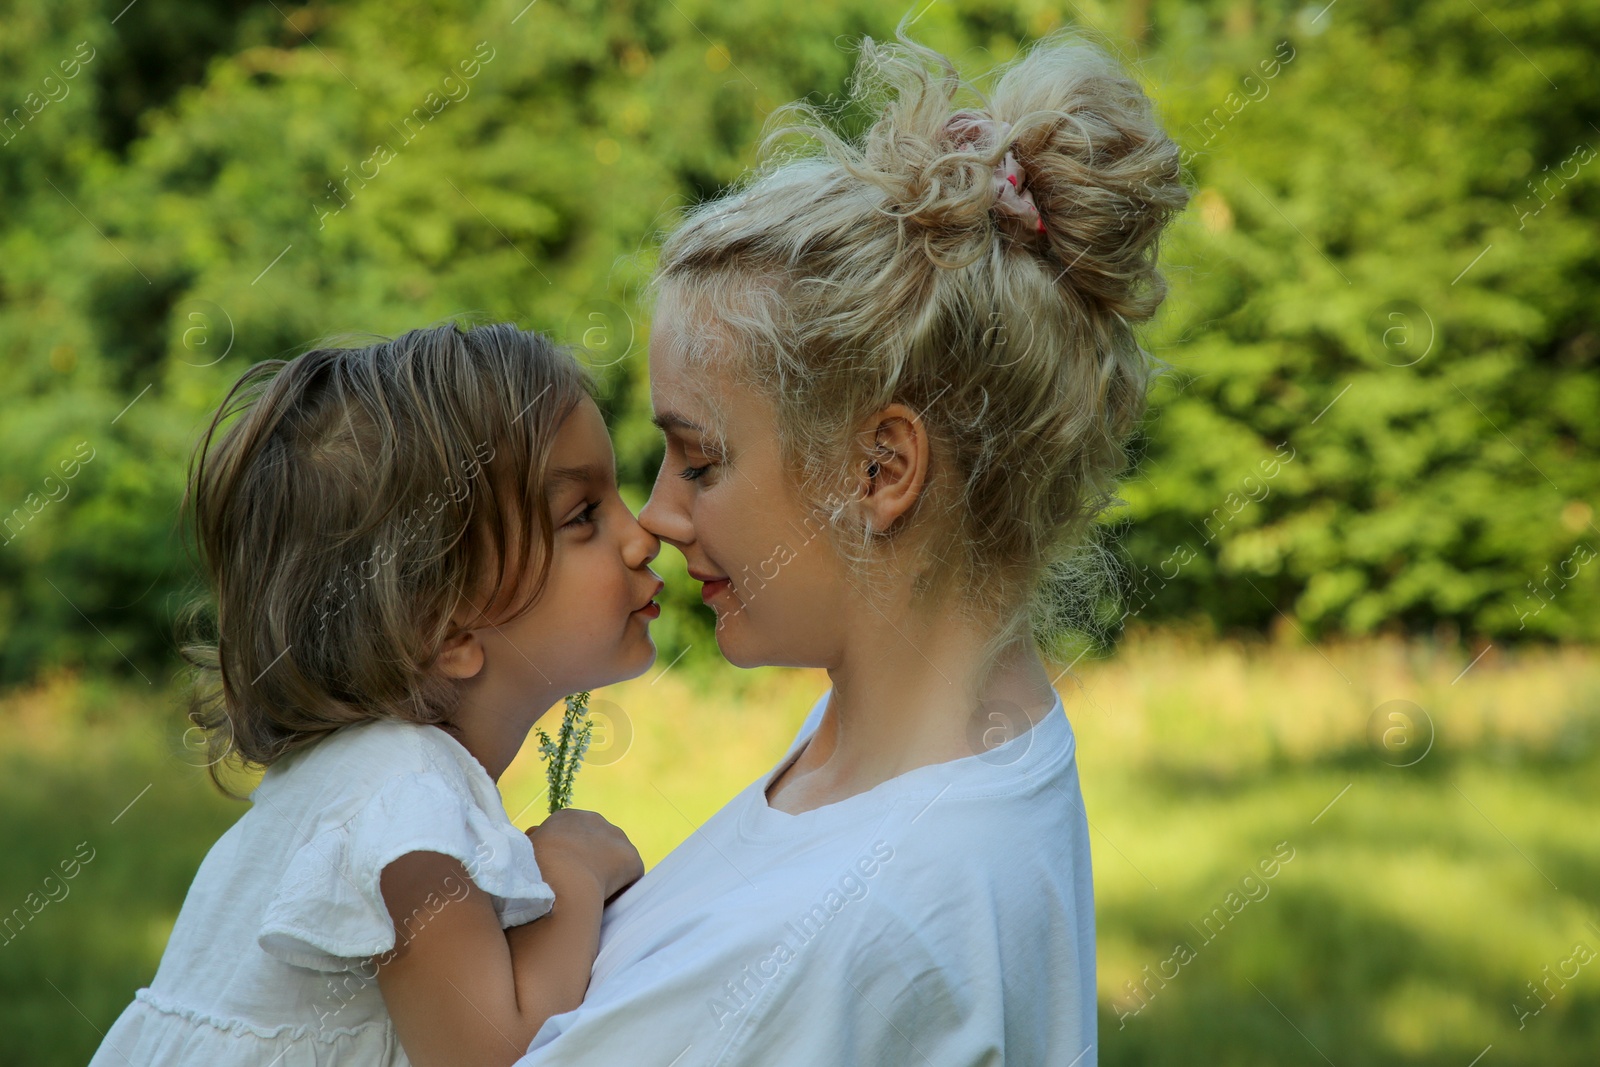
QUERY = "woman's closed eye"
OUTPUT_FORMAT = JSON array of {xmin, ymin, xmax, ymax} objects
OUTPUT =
[{"xmin": 678, "ymin": 463, "xmax": 712, "ymax": 482}]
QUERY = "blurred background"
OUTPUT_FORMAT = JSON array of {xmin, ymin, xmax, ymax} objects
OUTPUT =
[{"xmin": 1, "ymin": 0, "xmax": 1596, "ymax": 1063}]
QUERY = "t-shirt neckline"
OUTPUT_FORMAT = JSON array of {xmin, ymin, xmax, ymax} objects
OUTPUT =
[{"xmin": 739, "ymin": 687, "xmax": 1070, "ymax": 840}]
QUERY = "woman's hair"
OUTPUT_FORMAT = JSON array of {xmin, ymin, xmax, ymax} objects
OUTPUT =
[
  {"xmin": 179, "ymin": 322, "xmax": 596, "ymax": 794},
  {"xmin": 653, "ymin": 26, "xmax": 1190, "ymax": 668}
]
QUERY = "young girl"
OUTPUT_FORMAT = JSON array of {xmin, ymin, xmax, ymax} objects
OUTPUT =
[
  {"xmin": 513, "ymin": 27, "xmax": 1190, "ymax": 1066},
  {"xmin": 88, "ymin": 322, "xmax": 664, "ymax": 1067}
]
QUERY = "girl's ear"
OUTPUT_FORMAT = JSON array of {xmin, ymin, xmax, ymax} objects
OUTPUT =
[
  {"xmin": 854, "ymin": 403, "xmax": 929, "ymax": 534},
  {"xmin": 436, "ymin": 626, "xmax": 486, "ymax": 680}
]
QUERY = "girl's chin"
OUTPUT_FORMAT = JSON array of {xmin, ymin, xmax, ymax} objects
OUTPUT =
[
  {"xmin": 575, "ymin": 643, "xmax": 658, "ymax": 692},
  {"xmin": 626, "ymin": 632, "xmax": 662, "ymax": 671}
]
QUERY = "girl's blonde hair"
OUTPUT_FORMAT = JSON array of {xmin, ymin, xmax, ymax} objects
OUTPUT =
[
  {"xmin": 653, "ymin": 28, "xmax": 1190, "ymax": 666},
  {"xmin": 180, "ymin": 322, "xmax": 596, "ymax": 793}
]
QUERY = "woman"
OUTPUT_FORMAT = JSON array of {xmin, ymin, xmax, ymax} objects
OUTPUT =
[{"xmin": 518, "ymin": 26, "xmax": 1188, "ymax": 1066}]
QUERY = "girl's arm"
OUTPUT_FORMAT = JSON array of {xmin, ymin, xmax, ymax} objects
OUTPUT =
[{"xmin": 375, "ymin": 809, "xmax": 642, "ymax": 1067}]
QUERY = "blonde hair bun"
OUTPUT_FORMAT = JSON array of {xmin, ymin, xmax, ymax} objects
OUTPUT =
[{"xmin": 773, "ymin": 28, "xmax": 1190, "ymax": 321}]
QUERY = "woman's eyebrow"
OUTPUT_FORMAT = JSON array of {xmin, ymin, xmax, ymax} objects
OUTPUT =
[{"xmin": 650, "ymin": 411, "xmax": 705, "ymax": 436}]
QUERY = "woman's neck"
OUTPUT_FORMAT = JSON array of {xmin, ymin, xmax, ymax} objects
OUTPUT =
[{"xmin": 764, "ymin": 615, "xmax": 1058, "ymax": 815}]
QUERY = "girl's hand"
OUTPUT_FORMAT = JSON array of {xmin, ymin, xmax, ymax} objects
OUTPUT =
[{"xmin": 526, "ymin": 808, "xmax": 644, "ymax": 902}]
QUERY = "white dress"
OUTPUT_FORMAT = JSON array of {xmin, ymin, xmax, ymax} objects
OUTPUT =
[{"xmin": 88, "ymin": 720, "xmax": 555, "ymax": 1067}]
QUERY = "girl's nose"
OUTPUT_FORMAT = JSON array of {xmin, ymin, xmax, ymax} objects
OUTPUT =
[{"xmin": 625, "ymin": 508, "xmax": 662, "ymax": 570}]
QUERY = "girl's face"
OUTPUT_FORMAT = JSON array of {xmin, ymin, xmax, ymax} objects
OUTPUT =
[
  {"xmin": 638, "ymin": 294, "xmax": 851, "ymax": 669},
  {"xmin": 472, "ymin": 395, "xmax": 665, "ymax": 694}
]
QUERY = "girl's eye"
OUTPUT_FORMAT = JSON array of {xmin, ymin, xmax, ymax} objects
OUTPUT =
[
  {"xmin": 678, "ymin": 464, "xmax": 712, "ymax": 482},
  {"xmin": 565, "ymin": 501, "xmax": 601, "ymax": 528}
]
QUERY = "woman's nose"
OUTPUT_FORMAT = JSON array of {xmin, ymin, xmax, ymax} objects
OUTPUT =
[{"xmin": 638, "ymin": 471, "xmax": 694, "ymax": 549}]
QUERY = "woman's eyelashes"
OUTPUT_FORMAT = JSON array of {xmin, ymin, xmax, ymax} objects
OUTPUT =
[{"xmin": 664, "ymin": 434, "xmax": 720, "ymax": 483}]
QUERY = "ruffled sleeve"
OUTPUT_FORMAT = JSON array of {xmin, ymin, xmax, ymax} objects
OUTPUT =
[{"xmin": 257, "ymin": 770, "xmax": 555, "ymax": 972}]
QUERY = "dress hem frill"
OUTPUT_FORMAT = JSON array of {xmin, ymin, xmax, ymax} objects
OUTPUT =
[
  {"xmin": 88, "ymin": 987, "xmax": 408, "ymax": 1067},
  {"xmin": 133, "ymin": 986, "xmax": 392, "ymax": 1041}
]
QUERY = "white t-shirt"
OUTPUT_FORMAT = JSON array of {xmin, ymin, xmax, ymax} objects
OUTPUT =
[
  {"xmin": 518, "ymin": 687, "xmax": 1097, "ymax": 1066},
  {"xmin": 89, "ymin": 720, "xmax": 554, "ymax": 1067}
]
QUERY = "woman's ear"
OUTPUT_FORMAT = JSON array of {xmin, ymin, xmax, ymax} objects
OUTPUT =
[
  {"xmin": 854, "ymin": 403, "xmax": 929, "ymax": 534},
  {"xmin": 435, "ymin": 625, "xmax": 486, "ymax": 680}
]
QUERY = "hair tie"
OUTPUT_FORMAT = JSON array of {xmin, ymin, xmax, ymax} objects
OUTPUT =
[{"xmin": 941, "ymin": 110, "xmax": 1047, "ymax": 239}]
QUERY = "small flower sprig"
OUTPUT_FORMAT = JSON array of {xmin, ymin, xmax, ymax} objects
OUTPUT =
[{"xmin": 536, "ymin": 690, "xmax": 594, "ymax": 813}]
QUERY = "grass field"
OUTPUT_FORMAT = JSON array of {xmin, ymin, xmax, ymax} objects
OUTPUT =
[{"xmin": 3, "ymin": 630, "xmax": 1597, "ymax": 1066}]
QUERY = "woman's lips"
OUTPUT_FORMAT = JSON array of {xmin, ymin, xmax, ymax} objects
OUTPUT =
[{"xmin": 688, "ymin": 569, "xmax": 731, "ymax": 604}]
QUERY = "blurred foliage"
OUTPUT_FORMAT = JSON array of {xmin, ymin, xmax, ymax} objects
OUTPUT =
[
  {"xmin": 1124, "ymin": 0, "xmax": 1600, "ymax": 648},
  {"xmin": 1, "ymin": 0, "xmax": 1597, "ymax": 686}
]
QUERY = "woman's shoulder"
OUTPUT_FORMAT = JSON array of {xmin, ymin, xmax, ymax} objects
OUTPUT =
[{"xmin": 839, "ymin": 704, "xmax": 1089, "ymax": 905}]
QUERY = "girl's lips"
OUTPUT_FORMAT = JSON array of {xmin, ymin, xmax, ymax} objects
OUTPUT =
[
  {"xmin": 632, "ymin": 580, "xmax": 665, "ymax": 618},
  {"xmin": 699, "ymin": 578, "xmax": 732, "ymax": 603}
]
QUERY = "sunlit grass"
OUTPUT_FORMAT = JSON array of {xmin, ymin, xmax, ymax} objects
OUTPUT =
[
  {"xmin": 3, "ymin": 632, "xmax": 1597, "ymax": 1066},
  {"xmin": 1075, "ymin": 629, "xmax": 1600, "ymax": 1065}
]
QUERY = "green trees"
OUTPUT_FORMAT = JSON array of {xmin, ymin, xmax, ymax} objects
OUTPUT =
[
  {"xmin": 1124, "ymin": 0, "xmax": 1600, "ymax": 642},
  {"xmin": 1, "ymin": 0, "xmax": 1595, "ymax": 685}
]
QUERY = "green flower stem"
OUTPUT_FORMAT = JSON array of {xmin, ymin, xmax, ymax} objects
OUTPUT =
[{"xmin": 536, "ymin": 691, "xmax": 594, "ymax": 813}]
